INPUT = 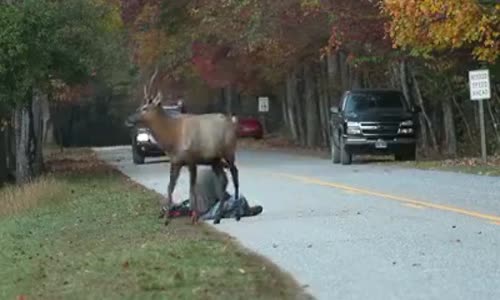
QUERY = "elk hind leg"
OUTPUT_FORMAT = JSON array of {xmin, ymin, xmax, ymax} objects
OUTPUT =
[
  {"xmin": 212, "ymin": 160, "xmax": 227, "ymax": 225},
  {"xmin": 188, "ymin": 164, "xmax": 199, "ymax": 225},
  {"xmin": 226, "ymin": 159, "xmax": 241, "ymax": 222}
]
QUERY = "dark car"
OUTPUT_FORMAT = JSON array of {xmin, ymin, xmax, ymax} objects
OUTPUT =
[
  {"xmin": 237, "ymin": 117, "xmax": 263, "ymax": 139},
  {"xmin": 127, "ymin": 104, "xmax": 182, "ymax": 164},
  {"xmin": 329, "ymin": 89, "xmax": 421, "ymax": 165}
]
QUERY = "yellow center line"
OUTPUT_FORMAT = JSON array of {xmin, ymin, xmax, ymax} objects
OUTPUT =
[
  {"xmin": 263, "ymin": 171, "xmax": 500, "ymax": 224},
  {"xmin": 404, "ymin": 203, "xmax": 426, "ymax": 210}
]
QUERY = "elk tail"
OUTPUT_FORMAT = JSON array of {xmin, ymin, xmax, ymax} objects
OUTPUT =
[{"xmin": 231, "ymin": 115, "xmax": 238, "ymax": 123}]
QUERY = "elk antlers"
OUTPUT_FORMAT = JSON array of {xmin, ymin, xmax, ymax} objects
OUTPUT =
[{"xmin": 143, "ymin": 66, "xmax": 159, "ymax": 104}]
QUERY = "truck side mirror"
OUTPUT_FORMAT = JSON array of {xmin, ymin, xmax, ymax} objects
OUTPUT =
[{"xmin": 330, "ymin": 106, "xmax": 339, "ymax": 114}]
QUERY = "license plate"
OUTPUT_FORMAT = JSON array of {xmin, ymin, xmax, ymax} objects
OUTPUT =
[{"xmin": 375, "ymin": 139, "xmax": 387, "ymax": 149}]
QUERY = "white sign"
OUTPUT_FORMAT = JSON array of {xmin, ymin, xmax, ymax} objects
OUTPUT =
[
  {"xmin": 469, "ymin": 69, "xmax": 491, "ymax": 100},
  {"xmin": 258, "ymin": 96, "xmax": 269, "ymax": 112}
]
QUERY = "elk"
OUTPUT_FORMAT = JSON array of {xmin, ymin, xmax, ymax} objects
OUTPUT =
[{"xmin": 126, "ymin": 70, "xmax": 241, "ymax": 226}]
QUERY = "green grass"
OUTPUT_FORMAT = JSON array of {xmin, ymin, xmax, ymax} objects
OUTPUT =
[{"xmin": 0, "ymin": 150, "xmax": 310, "ymax": 300}]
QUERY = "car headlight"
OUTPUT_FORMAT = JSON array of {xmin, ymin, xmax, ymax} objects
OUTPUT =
[
  {"xmin": 400, "ymin": 120, "xmax": 413, "ymax": 126},
  {"xmin": 137, "ymin": 133, "xmax": 149, "ymax": 142},
  {"xmin": 398, "ymin": 128, "xmax": 414, "ymax": 134},
  {"xmin": 346, "ymin": 122, "xmax": 361, "ymax": 135}
]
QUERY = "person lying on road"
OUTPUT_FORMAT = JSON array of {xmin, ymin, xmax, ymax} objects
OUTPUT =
[{"xmin": 168, "ymin": 166, "xmax": 263, "ymax": 220}]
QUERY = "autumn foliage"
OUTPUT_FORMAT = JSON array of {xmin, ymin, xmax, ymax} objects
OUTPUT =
[{"xmin": 383, "ymin": 0, "xmax": 500, "ymax": 63}]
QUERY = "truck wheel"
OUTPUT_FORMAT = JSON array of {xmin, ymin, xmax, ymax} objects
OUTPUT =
[
  {"xmin": 395, "ymin": 146, "xmax": 416, "ymax": 161},
  {"xmin": 132, "ymin": 146, "xmax": 145, "ymax": 165},
  {"xmin": 340, "ymin": 138, "xmax": 352, "ymax": 165},
  {"xmin": 331, "ymin": 136, "xmax": 340, "ymax": 164}
]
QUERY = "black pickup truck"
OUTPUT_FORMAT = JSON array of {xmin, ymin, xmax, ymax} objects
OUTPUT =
[{"xmin": 329, "ymin": 89, "xmax": 421, "ymax": 165}]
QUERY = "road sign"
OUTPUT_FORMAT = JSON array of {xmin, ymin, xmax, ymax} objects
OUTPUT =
[
  {"xmin": 258, "ymin": 96, "xmax": 269, "ymax": 112},
  {"xmin": 469, "ymin": 69, "xmax": 491, "ymax": 162},
  {"xmin": 469, "ymin": 69, "xmax": 491, "ymax": 100}
]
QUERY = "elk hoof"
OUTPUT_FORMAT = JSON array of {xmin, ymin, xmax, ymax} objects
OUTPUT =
[
  {"xmin": 213, "ymin": 219, "xmax": 221, "ymax": 225},
  {"xmin": 164, "ymin": 218, "xmax": 170, "ymax": 226},
  {"xmin": 159, "ymin": 206, "xmax": 168, "ymax": 219}
]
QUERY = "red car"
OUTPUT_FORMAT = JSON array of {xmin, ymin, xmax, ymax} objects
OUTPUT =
[{"xmin": 237, "ymin": 117, "xmax": 263, "ymax": 139}]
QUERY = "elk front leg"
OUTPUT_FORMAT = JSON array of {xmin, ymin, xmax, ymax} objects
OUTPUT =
[
  {"xmin": 161, "ymin": 163, "xmax": 182, "ymax": 226},
  {"xmin": 228, "ymin": 162, "xmax": 241, "ymax": 222},
  {"xmin": 188, "ymin": 164, "xmax": 199, "ymax": 225}
]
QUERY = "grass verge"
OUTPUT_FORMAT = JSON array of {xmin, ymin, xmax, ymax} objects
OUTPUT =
[{"xmin": 0, "ymin": 149, "xmax": 311, "ymax": 300}]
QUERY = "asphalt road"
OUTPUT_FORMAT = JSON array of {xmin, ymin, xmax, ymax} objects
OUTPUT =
[{"xmin": 95, "ymin": 146, "xmax": 500, "ymax": 300}]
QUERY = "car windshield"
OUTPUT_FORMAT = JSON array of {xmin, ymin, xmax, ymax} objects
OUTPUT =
[
  {"xmin": 344, "ymin": 91, "xmax": 407, "ymax": 113},
  {"xmin": 162, "ymin": 106, "xmax": 181, "ymax": 117}
]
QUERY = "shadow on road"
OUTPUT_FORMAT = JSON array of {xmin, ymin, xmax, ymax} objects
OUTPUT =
[{"xmin": 352, "ymin": 156, "xmax": 395, "ymax": 165}]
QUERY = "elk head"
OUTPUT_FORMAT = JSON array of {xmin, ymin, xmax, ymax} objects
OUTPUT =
[{"xmin": 126, "ymin": 68, "xmax": 164, "ymax": 127}]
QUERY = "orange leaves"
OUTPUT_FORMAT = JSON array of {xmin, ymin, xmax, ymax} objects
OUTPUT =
[
  {"xmin": 128, "ymin": 2, "xmax": 170, "ymax": 69},
  {"xmin": 382, "ymin": 0, "xmax": 500, "ymax": 62}
]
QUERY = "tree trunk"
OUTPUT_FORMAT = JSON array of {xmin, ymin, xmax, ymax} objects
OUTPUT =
[
  {"xmin": 442, "ymin": 97, "xmax": 457, "ymax": 156},
  {"xmin": 280, "ymin": 85, "xmax": 290, "ymax": 132},
  {"xmin": 390, "ymin": 62, "xmax": 400, "ymax": 89},
  {"xmin": 318, "ymin": 59, "xmax": 330, "ymax": 146},
  {"xmin": 339, "ymin": 52, "xmax": 350, "ymax": 92},
  {"xmin": 409, "ymin": 67, "xmax": 439, "ymax": 153},
  {"xmin": 6, "ymin": 120, "xmax": 15, "ymax": 177},
  {"xmin": 286, "ymin": 71, "xmax": 299, "ymax": 141},
  {"xmin": 447, "ymin": 79, "xmax": 474, "ymax": 145},
  {"xmin": 12, "ymin": 87, "xmax": 45, "ymax": 184},
  {"xmin": 0, "ymin": 127, "xmax": 6, "ymax": 185},
  {"xmin": 304, "ymin": 63, "xmax": 318, "ymax": 147},
  {"xmin": 224, "ymin": 85, "xmax": 233, "ymax": 115},
  {"xmin": 350, "ymin": 67, "xmax": 362, "ymax": 89},
  {"xmin": 399, "ymin": 60, "xmax": 412, "ymax": 107},
  {"xmin": 295, "ymin": 67, "xmax": 307, "ymax": 146},
  {"xmin": 486, "ymin": 98, "xmax": 500, "ymax": 146},
  {"xmin": 398, "ymin": 60, "xmax": 428, "ymax": 151},
  {"xmin": 15, "ymin": 102, "xmax": 34, "ymax": 184},
  {"xmin": 327, "ymin": 52, "xmax": 342, "ymax": 105},
  {"xmin": 32, "ymin": 88, "xmax": 45, "ymax": 175},
  {"xmin": 41, "ymin": 94, "xmax": 54, "ymax": 145}
]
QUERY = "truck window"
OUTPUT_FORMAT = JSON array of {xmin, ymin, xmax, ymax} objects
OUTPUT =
[{"xmin": 344, "ymin": 92, "xmax": 407, "ymax": 113}]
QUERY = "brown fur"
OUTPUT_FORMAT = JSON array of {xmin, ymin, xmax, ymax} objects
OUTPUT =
[{"xmin": 127, "ymin": 85, "xmax": 241, "ymax": 226}]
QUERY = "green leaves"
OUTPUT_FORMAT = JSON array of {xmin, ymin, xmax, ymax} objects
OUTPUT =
[{"xmin": 0, "ymin": 0, "xmax": 128, "ymax": 107}]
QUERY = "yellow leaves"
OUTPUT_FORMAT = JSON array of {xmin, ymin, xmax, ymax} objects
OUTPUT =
[
  {"xmin": 129, "ymin": 3, "xmax": 168, "ymax": 68},
  {"xmin": 91, "ymin": 0, "xmax": 123, "ymax": 32},
  {"xmin": 132, "ymin": 28, "xmax": 169, "ymax": 68},
  {"xmin": 382, "ymin": 0, "xmax": 500, "ymax": 63}
]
